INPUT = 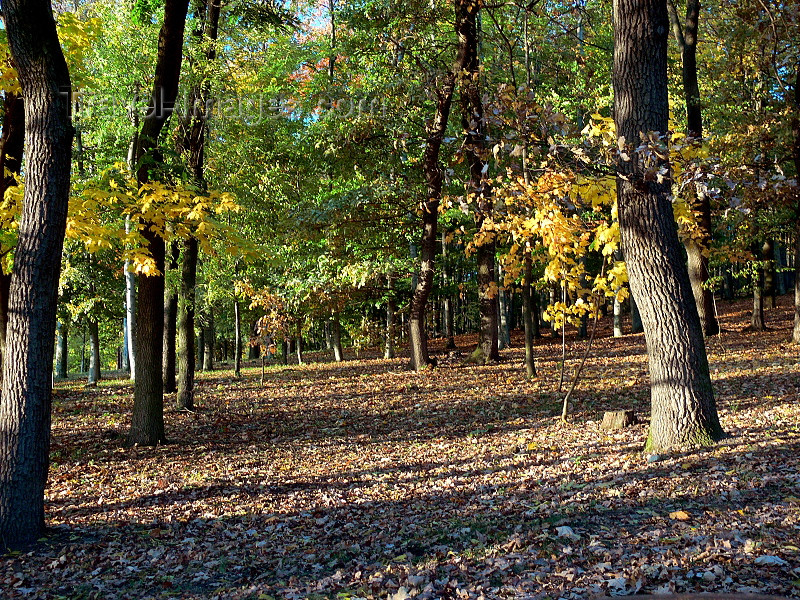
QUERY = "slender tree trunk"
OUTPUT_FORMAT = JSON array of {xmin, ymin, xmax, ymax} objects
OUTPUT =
[
  {"xmin": 384, "ymin": 276, "xmax": 396, "ymax": 359},
  {"xmin": 613, "ymin": 0, "xmax": 722, "ymax": 452},
  {"xmin": 331, "ymin": 317, "xmax": 344, "ymax": 362},
  {"xmin": 792, "ymin": 63, "xmax": 800, "ymax": 343},
  {"xmin": 0, "ymin": 0, "xmax": 73, "ymax": 549},
  {"xmin": 281, "ymin": 340, "xmax": 288, "ymax": 366},
  {"xmin": 613, "ymin": 296, "xmax": 624, "ymax": 337},
  {"xmin": 498, "ymin": 264, "xmax": 511, "ymax": 349},
  {"xmin": 128, "ymin": 0, "xmax": 190, "ymax": 446},
  {"xmin": 162, "ymin": 243, "xmax": 179, "ymax": 393},
  {"xmin": 295, "ymin": 335, "xmax": 303, "ymax": 365},
  {"xmin": 55, "ymin": 321, "xmax": 68, "ymax": 379},
  {"xmin": 177, "ymin": 237, "xmax": 198, "ymax": 409},
  {"xmin": 124, "ymin": 218, "xmax": 137, "ymax": 381},
  {"xmin": 234, "ymin": 298, "xmax": 242, "ymax": 377},
  {"xmin": 763, "ymin": 239, "xmax": 776, "ymax": 309},
  {"xmin": 409, "ymin": 0, "xmax": 473, "ymax": 370},
  {"xmin": 630, "ymin": 296, "xmax": 643, "ymax": 333},
  {"xmin": 751, "ymin": 247, "xmax": 766, "ymax": 331},
  {"xmin": 203, "ymin": 310, "xmax": 215, "ymax": 371},
  {"xmin": 121, "ymin": 315, "xmax": 130, "ymax": 372},
  {"xmin": 522, "ymin": 253, "xmax": 536, "ymax": 377},
  {"xmin": 667, "ymin": 0, "xmax": 718, "ymax": 337},
  {"xmin": 88, "ymin": 319, "xmax": 100, "ymax": 385}
]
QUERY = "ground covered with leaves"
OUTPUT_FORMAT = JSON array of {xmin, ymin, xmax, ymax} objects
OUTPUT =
[{"xmin": 2, "ymin": 298, "xmax": 800, "ymax": 599}]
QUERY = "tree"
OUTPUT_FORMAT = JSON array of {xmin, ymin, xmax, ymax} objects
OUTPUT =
[
  {"xmin": 613, "ymin": 0, "xmax": 723, "ymax": 452},
  {"xmin": 667, "ymin": 0, "xmax": 719, "ymax": 337},
  {"xmin": 128, "ymin": 0, "xmax": 190, "ymax": 445},
  {"xmin": 0, "ymin": 0, "xmax": 73, "ymax": 549}
]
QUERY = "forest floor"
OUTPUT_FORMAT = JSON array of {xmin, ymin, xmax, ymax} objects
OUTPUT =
[{"xmin": 2, "ymin": 297, "xmax": 800, "ymax": 600}]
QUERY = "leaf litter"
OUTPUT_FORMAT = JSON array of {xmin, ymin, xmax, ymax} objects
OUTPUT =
[{"xmin": 1, "ymin": 297, "xmax": 799, "ymax": 599}]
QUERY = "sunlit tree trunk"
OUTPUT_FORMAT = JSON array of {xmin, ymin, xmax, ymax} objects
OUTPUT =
[
  {"xmin": 522, "ymin": 254, "xmax": 537, "ymax": 378},
  {"xmin": 331, "ymin": 316, "xmax": 344, "ymax": 362},
  {"xmin": 613, "ymin": 0, "xmax": 722, "ymax": 452},
  {"xmin": 88, "ymin": 319, "xmax": 100, "ymax": 385},
  {"xmin": 234, "ymin": 298, "xmax": 242, "ymax": 377},
  {"xmin": 203, "ymin": 310, "xmax": 215, "ymax": 371},
  {"xmin": 177, "ymin": 237, "xmax": 198, "ymax": 409}
]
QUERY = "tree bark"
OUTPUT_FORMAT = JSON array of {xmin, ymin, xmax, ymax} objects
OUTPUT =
[
  {"xmin": 55, "ymin": 321, "xmax": 68, "ymax": 379},
  {"xmin": 234, "ymin": 298, "xmax": 242, "ymax": 377},
  {"xmin": 667, "ymin": 0, "xmax": 719, "ymax": 337},
  {"xmin": 176, "ymin": 238, "xmax": 198, "ymax": 409},
  {"xmin": 162, "ymin": 243, "xmax": 179, "ymax": 393},
  {"xmin": 763, "ymin": 239, "xmax": 776, "ymax": 309},
  {"xmin": 792, "ymin": 62, "xmax": 800, "ymax": 343},
  {"xmin": 613, "ymin": 0, "xmax": 722, "ymax": 453},
  {"xmin": 331, "ymin": 316, "xmax": 344, "ymax": 362},
  {"xmin": 202, "ymin": 310, "xmax": 215, "ymax": 371},
  {"xmin": 384, "ymin": 276, "xmax": 396, "ymax": 359},
  {"xmin": 751, "ymin": 246, "xmax": 766, "ymax": 331},
  {"xmin": 522, "ymin": 253, "xmax": 537, "ymax": 377},
  {"xmin": 128, "ymin": 0, "xmax": 190, "ymax": 446},
  {"xmin": 295, "ymin": 335, "xmax": 303, "ymax": 365},
  {"xmin": 124, "ymin": 218, "xmax": 137, "ymax": 380},
  {"xmin": 0, "ymin": 0, "xmax": 73, "ymax": 549},
  {"xmin": 409, "ymin": 0, "xmax": 474, "ymax": 370},
  {"xmin": 87, "ymin": 319, "xmax": 100, "ymax": 385}
]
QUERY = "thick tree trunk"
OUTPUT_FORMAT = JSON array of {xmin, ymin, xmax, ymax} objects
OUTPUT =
[
  {"xmin": 176, "ymin": 238, "xmax": 198, "ymax": 408},
  {"xmin": 234, "ymin": 299, "xmax": 242, "ymax": 377},
  {"xmin": 128, "ymin": 0, "xmax": 190, "ymax": 446},
  {"xmin": 613, "ymin": 0, "xmax": 722, "ymax": 453},
  {"xmin": 477, "ymin": 245, "xmax": 499, "ymax": 361},
  {"xmin": 331, "ymin": 317, "xmax": 344, "ymax": 362},
  {"xmin": 87, "ymin": 319, "xmax": 100, "ymax": 385},
  {"xmin": 630, "ymin": 296, "xmax": 643, "ymax": 333},
  {"xmin": 0, "ymin": 0, "xmax": 73, "ymax": 549},
  {"xmin": 55, "ymin": 321, "xmax": 68, "ymax": 379},
  {"xmin": 522, "ymin": 254, "xmax": 536, "ymax": 377}
]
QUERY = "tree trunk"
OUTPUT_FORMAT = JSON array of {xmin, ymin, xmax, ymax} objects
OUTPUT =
[
  {"xmin": 176, "ymin": 237, "xmax": 198, "ymax": 409},
  {"xmin": 87, "ymin": 319, "xmax": 100, "ymax": 385},
  {"xmin": 124, "ymin": 218, "xmax": 137, "ymax": 380},
  {"xmin": 331, "ymin": 316, "xmax": 344, "ymax": 362},
  {"xmin": 763, "ymin": 239, "xmax": 776, "ymax": 309},
  {"xmin": 281, "ymin": 340, "xmax": 288, "ymax": 365},
  {"xmin": 793, "ymin": 62, "xmax": 800, "ymax": 343},
  {"xmin": 668, "ymin": 0, "xmax": 718, "ymax": 337},
  {"xmin": 295, "ymin": 336, "xmax": 303, "ymax": 365},
  {"xmin": 613, "ymin": 296, "xmax": 624, "ymax": 337},
  {"xmin": 234, "ymin": 298, "xmax": 242, "ymax": 377},
  {"xmin": 477, "ymin": 245, "xmax": 499, "ymax": 361},
  {"xmin": 203, "ymin": 310, "xmax": 215, "ymax": 371},
  {"xmin": 613, "ymin": 0, "xmax": 722, "ymax": 453},
  {"xmin": 522, "ymin": 253, "xmax": 536, "ymax": 377},
  {"xmin": 498, "ymin": 264, "xmax": 511, "ymax": 350},
  {"xmin": 162, "ymin": 243, "xmax": 179, "ymax": 393},
  {"xmin": 441, "ymin": 233, "xmax": 457, "ymax": 350},
  {"xmin": 128, "ymin": 0, "xmax": 190, "ymax": 446},
  {"xmin": 384, "ymin": 276, "xmax": 396, "ymax": 359},
  {"xmin": 0, "ymin": 0, "xmax": 73, "ymax": 549},
  {"xmin": 630, "ymin": 296, "xmax": 644, "ymax": 333},
  {"xmin": 751, "ymin": 248, "xmax": 766, "ymax": 331},
  {"xmin": 121, "ymin": 316, "xmax": 130, "ymax": 373},
  {"xmin": 55, "ymin": 321, "xmax": 68, "ymax": 379}
]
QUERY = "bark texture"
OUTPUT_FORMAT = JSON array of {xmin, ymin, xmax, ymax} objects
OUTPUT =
[
  {"xmin": 176, "ymin": 237, "xmax": 198, "ymax": 409},
  {"xmin": 613, "ymin": 0, "xmax": 722, "ymax": 452},
  {"xmin": 793, "ymin": 63, "xmax": 800, "ymax": 343},
  {"xmin": 128, "ymin": 0, "xmax": 190, "ymax": 446},
  {"xmin": 0, "ymin": 0, "xmax": 73, "ymax": 550},
  {"xmin": 162, "ymin": 244, "xmax": 179, "ymax": 393}
]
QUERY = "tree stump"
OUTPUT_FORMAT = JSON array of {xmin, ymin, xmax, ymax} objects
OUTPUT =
[{"xmin": 600, "ymin": 410, "xmax": 637, "ymax": 430}]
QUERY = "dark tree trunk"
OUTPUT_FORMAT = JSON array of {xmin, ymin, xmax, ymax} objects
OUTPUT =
[
  {"xmin": 128, "ymin": 0, "xmax": 190, "ymax": 446},
  {"xmin": 630, "ymin": 296, "xmax": 643, "ymax": 333},
  {"xmin": 55, "ymin": 321, "xmax": 68, "ymax": 379},
  {"xmin": 281, "ymin": 340, "xmax": 288, "ymax": 365},
  {"xmin": 613, "ymin": 0, "xmax": 722, "ymax": 453},
  {"xmin": 162, "ymin": 244, "xmax": 179, "ymax": 393},
  {"xmin": 522, "ymin": 254, "xmax": 537, "ymax": 378},
  {"xmin": 0, "ymin": 0, "xmax": 73, "ymax": 549},
  {"xmin": 793, "ymin": 63, "xmax": 800, "ymax": 343},
  {"xmin": 234, "ymin": 299, "xmax": 242, "ymax": 377},
  {"xmin": 331, "ymin": 316, "xmax": 344, "ymax": 362},
  {"xmin": 203, "ymin": 310, "xmax": 215, "ymax": 371},
  {"xmin": 667, "ymin": 0, "xmax": 718, "ymax": 337},
  {"xmin": 384, "ymin": 276, "xmax": 396, "ymax": 359},
  {"xmin": 176, "ymin": 238, "xmax": 197, "ymax": 409},
  {"xmin": 498, "ymin": 264, "xmax": 511, "ymax": 349},
  {"xmin": 409, "ymin": 0, "xmax": 474, "ymax": 370},
  {"xmin": 457, "ymin": 0, "xmax": 498, "ymax": 363},
  {"xmin": 763, "ymin": 239, "xmax": 776, "ymax": 309},
  {"xmin": 88, "ymin": 319, "xmax": 100, "ymax": 385}
]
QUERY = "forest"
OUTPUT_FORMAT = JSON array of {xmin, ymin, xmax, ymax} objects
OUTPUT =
[{"xmin": 0, "ymin": 0, "xmax": 799, "ymax": 597}]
